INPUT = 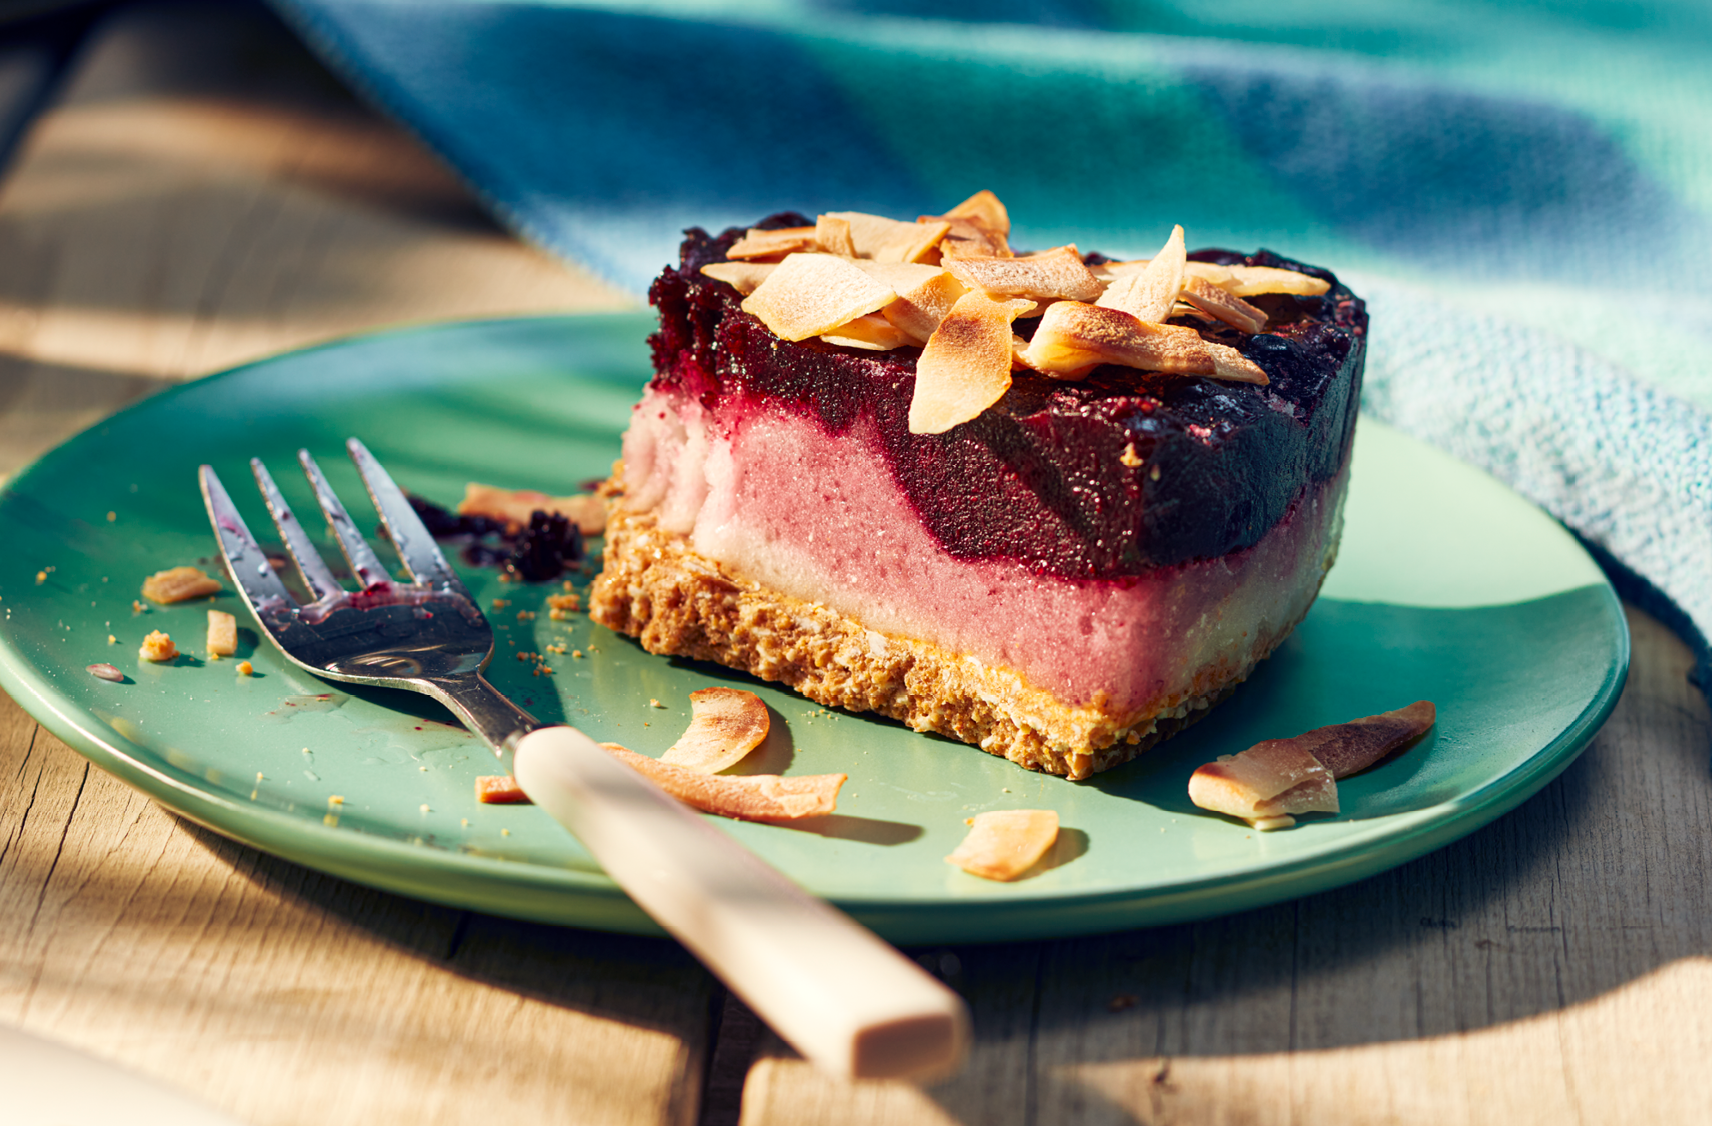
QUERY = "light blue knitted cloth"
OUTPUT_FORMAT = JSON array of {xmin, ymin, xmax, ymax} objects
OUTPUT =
[{"xmin": 271, "ymin": 0, "xmax": 1712, "ymax": 695}]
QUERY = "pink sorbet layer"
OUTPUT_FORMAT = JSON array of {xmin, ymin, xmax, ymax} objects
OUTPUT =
[{"xmin": 620, "ymin": 386, "xmax": 1348, "ymax": 716}]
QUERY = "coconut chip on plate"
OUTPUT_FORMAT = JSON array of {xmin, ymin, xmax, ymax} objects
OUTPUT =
[
  {"xmin": 946, "ymin": 810, "xmax": 1060, "ymax": 881},
  {"xmin": 1189, "ymin": 702, "xmax": 1436, "ymax": 829}
]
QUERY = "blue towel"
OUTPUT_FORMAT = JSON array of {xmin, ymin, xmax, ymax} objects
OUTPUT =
[{"xmin": 272, "ymin": 0, "xmax": 1712, "ymax": 698}]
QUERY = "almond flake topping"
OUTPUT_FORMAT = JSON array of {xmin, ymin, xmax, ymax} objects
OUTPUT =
[{"xmin": 741, "ymin": 252, "xmax": 897, "ymax": 341}]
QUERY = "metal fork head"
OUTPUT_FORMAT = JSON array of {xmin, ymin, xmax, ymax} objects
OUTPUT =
[{"xmin": 200, "ymin": 438, "xmax": 494, "ymax": 690}]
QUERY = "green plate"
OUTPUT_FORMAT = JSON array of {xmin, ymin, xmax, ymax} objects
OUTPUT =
[{"xmin": 0, "ymin": 314, "xmax": 1628, "ymax": 943}]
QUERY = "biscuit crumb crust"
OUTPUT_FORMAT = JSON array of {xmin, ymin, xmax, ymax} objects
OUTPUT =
[{"xmin": 589, "ymin": 507, "xmax": 1318, "ymax": 779}]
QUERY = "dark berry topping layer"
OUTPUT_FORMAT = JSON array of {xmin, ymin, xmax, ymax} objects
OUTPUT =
[{"xmin": 648, "ymin": 221, "xmax": 1365, "ymax": 579}]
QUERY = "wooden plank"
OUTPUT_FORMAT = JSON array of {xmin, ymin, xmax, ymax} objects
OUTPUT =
[
  {"xmin": 739, "ymin": 606, "xmax": 1712, "ymax": 1125},
  {"xmin": 0, "ymin": 690, "xmax": 711, "ymax": 1125},
  {"xmin": 0, "ymin": 0, "xmax": 635, "ymax": 478}
]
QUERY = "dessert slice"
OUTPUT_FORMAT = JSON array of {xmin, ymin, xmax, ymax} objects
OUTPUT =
[{"xmin": 589, "ymin": 200, "xmax": 1366, "ymax": 779}]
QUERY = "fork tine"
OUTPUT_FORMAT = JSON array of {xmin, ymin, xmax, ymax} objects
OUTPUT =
[
  {"xmin": 297, "ymin": 449, "xmax": 393, "ymax": 589},
  {"xmin": 345, "ymin": 438, "xmax": 465, "ymax": 594},
  {"xmin": 199, "ymin": 465, "xmax": 297, "ymax": 610},
  {"xmin": 252, "ymin": 456, "xmax": 343, "ymax": 602}
]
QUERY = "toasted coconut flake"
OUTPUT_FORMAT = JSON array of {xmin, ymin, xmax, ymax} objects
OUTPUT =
[
  {"xmin": 1203, "ymin": 340, "xmax": 1270, "ymax": 385},
  {"xmin": 851, "ymin": 261, "xmax": 958, "ymax": 342},
  {"xmin": 849, "ymin": 261, "xmax": 946, "ymax": 289},
  {"xmin": 1015, "ymin": 333, "xmax": 1102, "ymax": 378},
  {"xmin": 207, "ymin": 609, "xmax": 237, "ymax": 657},
  {"xmin": 908, "ymin": 290, "xmax": 1033, "ymax": 434},
  {"xmin": 740, "ymin": 252, "xmax": 897, "ymax": 341},
  {"xmin": 658, "ymin": 687, "xmax": 772, "ymax": 774},
  {"xmin": 142, "ymin": 566, "xmax": 221, "ymax": 604},
  {"xmin": 946, "ymin": 810, "xmax": 1059, "ymax": 881},
  {"xmin": 1181, "ymin": 275, "xmax": 1267, "ymax": 333},
  {"xmin": 945, "ymin": 189, "xmax": 1011, "ymax": 236},
  {"xmin": 1190, "ymin": 702, "xmax": 1436, "ymax": 829},
  {"xmin": 726, "ymin": 226, "xmax": 819, "ymax": 260},
  {"xmin": 1096, "ymin": 258, "xmax": 1324, "ymax": 295},
  {"xmin": 1220, "ymin": 265, "xmax": 1331, "ymax": 297},
  {"xmin": 1186, "ymin": 261, "xmax": 1236, "ymax": 288},
  {"xmin": 821, "ymin": 313, "xmax": 913, "ymax": 351},
  {"xmin": 922, "ymin": 194, "xmax": 1012, "ymax": 258},
  {"xmin": 869, "ymin": 267, "xmax": 967, "ymax": 344},
  {"xmin": 700, "ymin": 261, "xmax": 777, "ymax": 295},
  {"xmin": 945, "ymin": 246, "xmax": 1103, "ymax": 303},
  {"xmin": 1087, "ymin": 258, "xmax": 1327, "ymax": 298},
  {"xmin": 458, "ymin": 483, "xmax": 606, "ymax": 535},
  {"xmin": 1093, "ymin": 274, "xmax": 1149, "ymax": 318},
  {"xmin": 476, "ymin": 775, "xmax": 531, "ymax": 804},
  {"xmin": 932, "ymin": 217, "xmax": 1012, "ymax": 259},
  {"xmin": 1088, "ymin": 259, "xmax": 1148, "ymax": 280},
  {"xmin": 1189, "ymin": 741, "xmax": 1338, "ymax": 828},
  {"xmin": 1097, "ymin": 225, "xmax": 1185, "ymax": 323},
  {"xmin": 815, "ymin": 214, "xmax": 856, "ymax": 257},
  {"xmin": 1023, "ymin": 301, "xmax": 1214, "ymax": 378},
  {"xmin": 603, "ymin": 743, "xmax": 844, "ymax": 822},
  {"xmin": 822, "ymin": 211, "xmax": 949, "ymax": 263},
  {"xmin": 1281, "ymin": 701, "xmax": 1436, "ymax": 780},
  {"xmin": 1091, "ymin": 258, "xmax": 1213, "ymax": 281}
]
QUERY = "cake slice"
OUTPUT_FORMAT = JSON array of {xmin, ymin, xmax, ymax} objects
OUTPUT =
[{"xmin": 589, "ymin": 200, "xmax": 1366, "ymax": 779}]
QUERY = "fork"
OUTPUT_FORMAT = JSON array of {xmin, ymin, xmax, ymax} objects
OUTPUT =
[{"xmin": 199, "ymin": 438, "xmax": 969, "ymax": 1082}]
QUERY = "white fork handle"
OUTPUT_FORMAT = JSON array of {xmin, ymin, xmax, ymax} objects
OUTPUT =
[{"xmin": 510, "ymin": 726, "xmax": 970, "ymax": 1082}]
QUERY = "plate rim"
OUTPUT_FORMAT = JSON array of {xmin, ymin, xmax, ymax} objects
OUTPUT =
[{"xmin": 0, "ymin": 313, "xmax": 1631, "ymax": 943}]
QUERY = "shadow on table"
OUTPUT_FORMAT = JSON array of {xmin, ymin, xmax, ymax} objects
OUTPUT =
[
  {"xmin": 171, "ymin": 606, "xmax": 1709, "ymax": 1126},
  {"xmin": 703, "ymin": 607, "xmax": 1711, "ymax": 1125},
  {"xmin": 170, "ymin": 812, "xmax": 715, "ymax": 1041}
]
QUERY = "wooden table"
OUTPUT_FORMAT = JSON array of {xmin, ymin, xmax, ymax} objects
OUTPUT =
[{"xmin": 3, "ymin": 5, "xmax": 1709, "ymax": 1123}]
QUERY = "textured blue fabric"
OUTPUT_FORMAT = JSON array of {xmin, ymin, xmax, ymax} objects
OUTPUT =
[{"xmin": 270, "ymin": 0, "xmax": 1712, "ymax": 700}]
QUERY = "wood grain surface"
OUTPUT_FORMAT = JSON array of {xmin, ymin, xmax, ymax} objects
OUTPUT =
[
  {"xmin": 0, "ymin": 0, "xmax": 631, "ymax": 481},
  {"xmin": 739, "ymin": 605, "xmax": 1712, "ymax": 1126},
  {"xmin": 3, "ymin": 4, "xmax": 1710, "ymax": 1125}
]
